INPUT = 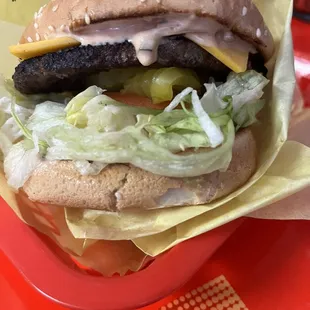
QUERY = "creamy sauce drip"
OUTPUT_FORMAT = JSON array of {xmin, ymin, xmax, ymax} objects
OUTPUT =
[{"xmin": 54, "ymin": 14, "xmax": 256, "ymax": 66}]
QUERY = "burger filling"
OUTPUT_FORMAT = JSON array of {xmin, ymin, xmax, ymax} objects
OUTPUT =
[
  {"xmin": 1, "ymin": 14, "xmax": 270, "ymax": 190},
  {"xmin": 11, "ymin": 14, "xmax": 267, "ymax": 94},
  {"xmin": 58, "ymin": 14, "xmax": 256, "ymax": 66}
]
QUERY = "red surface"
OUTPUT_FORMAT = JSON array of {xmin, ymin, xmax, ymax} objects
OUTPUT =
[
  {"xmin": 2, "ymin": 218, "xmax": 310, "ymax": 310},
  {"xmin": 292, "ymin": 19, "xmax": 310, "ymax": 107},
  {"xmin": 0, "ymin": 251, "xmax": 66, "ymax": 310},
  {"xmin": 147, "ymin": 219, "xmax": 310, "ymax": 310},
  {"xmin": 1, "ymin": 18, "xmax": 310, "ymax": 310},
  {"xmin": 295, "ymin": 0, "xmax": 310, "ymax": 13}
]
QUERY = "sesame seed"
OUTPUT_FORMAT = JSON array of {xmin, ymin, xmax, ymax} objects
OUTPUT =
[
  {"xmin": 44, "ymin": 34, "xmax": 49, "ymax": 40},
  {"xmin": 223, "ymin": 31, "xmax": 234, "ymax": 42},
  {"xmin": 52, "ymin": 5, "xmax": 59, "ymax": 12},
  {"xmin": 27, "ymin": 37, "xmax": 33, "ymax": 43},
  {"xmin": 85, "ymin": 13, "xmax": 91, "ymax": 25},
  {"xmin": 37, "ymin": 4, "xmax": 46, "ymax": 17},
  {"xmin": 60, "ymin": 24, "xmax": 65, "ymax": 31},
  {"xmin": 140, "ymin": 0, "xmax": 146, "ymax": 3},
  {"xmin": 256, "ymin": 28, "xmax": 262, "ymax": 38},
  {"xmin": 242, "ymin": 6, "xmax": 248, "ymax": 16},
  {"xmin": 34, "ymin": 12, "xmax": 38, "ymax": 19},
  {"xmin": 48, "ymin": 25, "xmax": 55, "ymax": 31},
  {"xmin": 156, "ymin": 0, "xmax": 161, "ymax": 3},
  {"xmin": 264, "ymin": 29, "xmax": 268, "ymax": 36},
  {"xmin": 34, "ymin": 23, "xmax": 39, "ymax": 29},
  {"xmin": 36, "ymin": 33, "xmax": 41, "ymax": 41}
]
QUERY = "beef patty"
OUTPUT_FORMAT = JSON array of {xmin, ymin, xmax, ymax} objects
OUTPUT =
[{"xmin": 13, "ymin": 36, "xmax": 267, "ymax": 94}]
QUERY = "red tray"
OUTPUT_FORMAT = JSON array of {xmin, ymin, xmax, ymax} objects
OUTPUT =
[
  {"xmin": 148, "ymin": 218, "xmax": 310, "ymax": 310},
  {"xmin": 1, "ymin": 17, "xmax": 310, "ymax": 310},
  {"xmin": 0, "ymin": 196, "xmax": 242, "ymax": 310}
]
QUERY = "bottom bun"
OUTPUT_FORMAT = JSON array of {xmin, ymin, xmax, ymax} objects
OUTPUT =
[{"xmin": 23, "ymin": 128, "xmax": 256, "ymax": 211}]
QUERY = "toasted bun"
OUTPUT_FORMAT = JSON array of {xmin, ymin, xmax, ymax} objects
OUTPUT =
[
  {"xmin": 20, "ymin": 0, "xmax": 274, "ymax": 61},
  {"xmin": 23, "ymin": 128, "xmax": 256, "ymax": 211}
]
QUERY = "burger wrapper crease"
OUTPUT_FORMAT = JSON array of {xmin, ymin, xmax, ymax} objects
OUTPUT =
[{"xmin": 0, "ymin": 0, "xmax": 310, "ymax": 267}]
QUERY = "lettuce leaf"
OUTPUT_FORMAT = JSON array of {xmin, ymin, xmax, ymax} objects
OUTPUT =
[
  {"xmin": 65, "ymin": 86, "xmax": 161, "ymax": 129},
  {"xmin": 191, "ymin": 90, "xmax": 224, "ymax": 147},
  {"xmin": 0, "ymin": 97, "xmax": 33, "ymax": 157},
  {"xmin": 149, "ymin": 132, "xmax": 210, "ymax": 153},
  {"xmin": 233, "ymin": 99, "xmax": 265, "ymax": 130},
  {"xmin": 1, "ymin": 77, "xmax": 71, "ymax": 109},
  {"xmin": 4, "ymin": 140, "xmax": 42, "ymax": 190},
  {"xmin": 201, "ymin": 83, "xmax": 229, "ymax": 114},
  {"xmin": 2, "ymin": 70, "xmax": 269, "ymax": 189},
  {"xmin": 39, "ymin": 119, "xmax": 235, "ymax": 178},
  {"xmin": 215, "ymin": 70, "xmax": 269, "ymax": 113},
  {"xmin": 65, "ymin": 86, "xmax": 103, "ymax": 127}
]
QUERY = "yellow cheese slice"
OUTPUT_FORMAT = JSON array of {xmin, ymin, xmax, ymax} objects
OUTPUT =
[
  {"xmin": 9, "ymin": 37, "xmax": 81, "ymax": 60},
  {"xmin": 199, "ymin": 45, "xmax": 249, "ymax": 73}
]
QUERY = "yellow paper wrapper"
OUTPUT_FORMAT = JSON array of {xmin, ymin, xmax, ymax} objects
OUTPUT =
[
  {"xmin": 63, "ymin": 0, "xmax": 306, "ymax": 244},
  {"xmin": 1, "ymin": 0, "xmax": 310, "ymax": 259},
  {"xmin": 249, "ymin": 103, "xmax": 310, "ymax": 220}
]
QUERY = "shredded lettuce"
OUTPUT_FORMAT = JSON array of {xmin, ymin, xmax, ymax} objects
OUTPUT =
[
  {"xmin": 4, "ymin": 140, "xmax": 42, "ymax": 190},
  {"xmin": 15, "ymin": 98, "xmax": 234, "ymax": 178},
  {"xmin": 164, "ymin": 88, "xmax": 194, "ymax": 112},
  {"xmin": 191, "ymin": 90, "xmax": 224, "ymax": 148},
  {"xmin": 1, "ymin": 70, "xmax": 269, "ymax": 189},
  {"xmin": 201, "ymin": 83, "xmax": 229, "ymax": 114},
  {"xmin": 11, "ymin": 101, "xmax": 48, "ymax": 155},
  {"xmin": 65, "ymin": 86, "xmax": 103, "ymax": 127},
  {"xmin": 0, "ymin": 97, "xmax": 33, "ymax": 157},
  {"xmin": 0, "ymin": 132, "xmax": 13, "ymax": 158},
  {"xmin": 35, "ymin": 119, "xmax": 235, "ymax": 178},
  {"xmin": 215, "ymin": 70, "xmax": 269, "ymax": 113},
  {"xmin": 65, "ymin": 86, "xmax": 161, "ymax": 129},
  {"xmin": 148, "ymin": 132, "xmax": 210, "ymax": 153},
  {"xmin": 0, "ymin": 77, "xmax": 71, "ymax": 159},
  {"xmin": 144, "ymin": 109, "xmax": 230, "ymax": 152},
  {"xmin": 233, "ymin": 99, "xmax": 265, "ymax": 130},
  {"xmin": 1, "ymin": 77, "xmax": 71, "ymax": 109}
]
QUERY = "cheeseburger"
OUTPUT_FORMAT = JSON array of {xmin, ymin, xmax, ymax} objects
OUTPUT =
[{"xmin": 1, "ymin": 0, "xmax": 273, "ymax": 211}]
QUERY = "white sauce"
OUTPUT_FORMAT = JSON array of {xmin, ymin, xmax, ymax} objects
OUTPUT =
[{"xmin": 54, "ymin": 14, "xmax": 256, "ymax": 66}]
